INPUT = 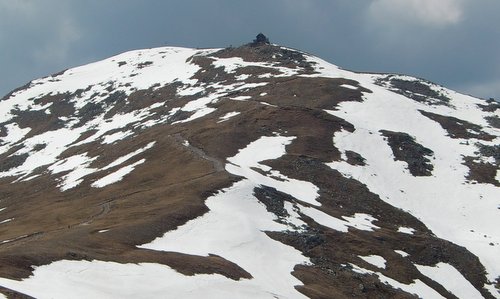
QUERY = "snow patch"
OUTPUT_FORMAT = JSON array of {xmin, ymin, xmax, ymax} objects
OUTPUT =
[
  {"xmin": 282, "ymin": 202, "xmax": 307, "ymax": 229},
  {"xmin": 218, "ymin": 112, "xmax": 241, "ymax": 123},
  {"xmin": 177, "ymin": 86, "xmax": 205, "ymax": 96},
  {"xmin": 0, "ymin": 260, "xmax": 302, "ymax": 299},
  {"xmin": 231, "ymin": 96, "xmax": 252, "ymax": 101},
  {"xmin": 359, "ymin": 255, "xmax": 387, "ymax": 269},
  {"xmin": 92, "ymin": 159, "xmax": 146, "ymax": 188},
  {"xmin": 258, "ymin": 73, "xmax": 273, "ymax": 79},
  {"xmin": 73, "ymin": 110, "xmax": 153, "ymax": 146},
  {"xmin": 299, "ymin": 207, "xmax": 378, "ymax": 232},
  {"xmin": 140, "ymin": 180, "xmax": 309, "ymax": 298},
  {"xmin": 102, "ymin": 142, "xmax": 155, "ymax": 171},
  {"xmin": 350, "ymin": 264, "xmax": 444, "ymax": 298},
  {"xmin": 0, "ymin": 218, "xmax": 13, "ymax": 225},
  {"xmin": 299, "ymin": 206, "xmax": 349, "ymax": 232},
  {"xmin": 340, "ymin": 84, "xmax": 358, "ymax": 90},
  {"xmin": 226, "ymin": 135, "xmax": 320, "ymax": 206},
  {"xmin": 235, "ymin": 74, "xmax": 251, "ymax": 81},
  {"xmin": 416, "ymin": 263, "xmax": 483, "ymax": 299},
  {"xmin": 49, "ymin": 154, "xmax": 97, "ymax": 191},
  {"xmin": 101, "ymin": 131, "xmax": 134, "ymax": 144},
  {"xmin": 343, "ymin": 213, "xmax": 380, "ymax": 231},
  {"xmin": 398, "ymin": 227, "xmax": 415, "ymax": 235},
  {"xmin": 395, "ymin": 250, "xmax": 410, "ymax": 257},
  {"xmin": 175, "ymin": 107, "xmax": 216, "ymax": 124},
  {"xmin": 137, "ymin": 135, "xmax": 324, "ymax": 298},
  {"xmin": 0, "ymin": 123, "xmax": 31, "ymax": 153}
]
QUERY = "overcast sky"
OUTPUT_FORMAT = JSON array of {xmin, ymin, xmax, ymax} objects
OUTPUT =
[{"xmin": 1, "ymin": 0, "xmax": 499, "ymax": 99}]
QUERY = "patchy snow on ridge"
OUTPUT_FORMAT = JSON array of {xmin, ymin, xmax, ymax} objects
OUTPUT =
[
  {"xmin": 173, "ymin": 82, "xmax": 266, "ymax": 124},
  {"xmin": 0, "ymin": 127, "xmax": 84, "ymax": 180},
  {"xmin": 72, "ymin": 109, "xmax": 154, "ymax": 147},
  {"xmin": 298, "ymin": 51, "xmax": 500, "ymax": 294},
  {"xmin": 1, "ymin": 47, "xmax": 218, "ymax": 120},
  {"xmin": 321, "ymin": 76, "xmax": 500, "ymax": 291},
  {"xmin": 45, "ymin": 142, "xmax": 156, "ymax": 191},
  {"xmin": 327, "ymin": 109, "xmax": 500, "ymax": 291},
  {"xmin": 0, "ymin": 46, "xmax": 272, "ymax": 193},
  {"xmin": 212, "ymin": 57, "xmax": 300, "ymax": 78}
]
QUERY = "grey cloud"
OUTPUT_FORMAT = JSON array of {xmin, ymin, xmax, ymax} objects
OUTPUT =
[
  {"xmin": 0, "ymin": 0, "xmax": 81, "ymax": 95},
  {"xmin": 368, "ymin": 0, "xmax": 464, "ymax": 27},
  {"xmin": 0, "ymin": 0, "xmax": 499, "ymax": 100}
]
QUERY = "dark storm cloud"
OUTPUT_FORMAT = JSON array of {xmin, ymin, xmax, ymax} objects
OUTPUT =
[{"xmin": 1, "ymin": 0, "xmax": 499, "ymax": 99}]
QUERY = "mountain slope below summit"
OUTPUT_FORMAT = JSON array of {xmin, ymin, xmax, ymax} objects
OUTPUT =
[{"xmin": 0, "ymin": 39, "xmax": 499, "ymax": 298}]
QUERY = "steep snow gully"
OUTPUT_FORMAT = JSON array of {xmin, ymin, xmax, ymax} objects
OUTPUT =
[{"xmin": 0, "ymin": 39, "xmax": 498, "ymax": 298}]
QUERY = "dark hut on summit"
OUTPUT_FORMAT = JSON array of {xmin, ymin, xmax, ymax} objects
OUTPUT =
[{"xmin": 251, "ymin": 33, "xmax": 270, "ymax": 46}]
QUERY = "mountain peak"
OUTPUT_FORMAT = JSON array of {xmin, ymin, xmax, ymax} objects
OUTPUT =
[{"xmin": 0, "ymin": 41, "xmax": 498, "ymax": 298}]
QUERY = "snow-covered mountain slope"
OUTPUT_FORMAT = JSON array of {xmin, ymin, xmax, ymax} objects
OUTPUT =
[{"xmin": 0, "ymin": 37, "xmax": 498, "ymax": 298}]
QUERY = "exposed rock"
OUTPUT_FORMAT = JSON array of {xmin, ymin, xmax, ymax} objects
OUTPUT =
[{"xmin": 380, "ymin": 130, "xmax": 434, "ymax": 176}]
